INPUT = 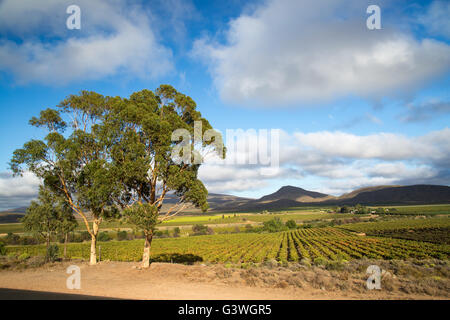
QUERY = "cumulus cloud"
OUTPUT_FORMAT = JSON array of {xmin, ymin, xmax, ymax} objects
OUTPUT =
[
  {"xmin": 199, "ymin": 127, "xmax": 450, "ymax": 195},
  {"xmin": 193, "ymin": 0, "xmax": 450, "ymax": 105},
  {"xmin": 399, "ymin": 100, "xmax": 450, "ymax": 123},
  {"xmin": 0, "ymin": 128, "xmax": 448, "ymax": 207},
  {"xmin": 418, "ymin": 0, "xmax": 450, "ymax": 39},
  {"xmin": 0, "ymin": 0, "xmax": 174, "ymax": 84},
  {"xmin": 0, "ymin": 172, "xmax": 40, "ymax": 211}
]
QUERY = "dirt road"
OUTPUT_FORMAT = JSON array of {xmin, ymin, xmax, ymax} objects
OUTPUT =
[{"xmin": 0, "ymin": 261, "xmax": 445, "ymax": 300}]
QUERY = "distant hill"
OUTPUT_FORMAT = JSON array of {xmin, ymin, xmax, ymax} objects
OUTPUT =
[
  {"xmin": 212, "ymin": 184, "xmax": 450, "ymax": 211},
  {"xmin": 258, "ymin": 185, "xmax": 333, "ymax": 202},
  {"xmin": 0, "ymin": 207, "xmax": 27, "ymax": 214},
  {"xmin": 333, "ymin": 185, "xmax": 450, "ymax": 205},
  {"xmin": 1, "ymin": 185, "xmax": 449, "ymax": 220},
  {"xmin": 338, "ymin": 185, "xmax": 400, "ymax": 200}
]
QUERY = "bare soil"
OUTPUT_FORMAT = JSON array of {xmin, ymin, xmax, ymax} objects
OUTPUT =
[{"xmin": 0, "ymin": 260, "xmax": 448, "ymax": 300}]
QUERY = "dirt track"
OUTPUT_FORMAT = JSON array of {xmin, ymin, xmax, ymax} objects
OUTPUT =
[{"xmin": 0, "ymin": 261, "xmax": 446, "ymax": 300}]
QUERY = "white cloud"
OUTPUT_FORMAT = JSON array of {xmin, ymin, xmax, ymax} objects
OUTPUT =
[
  {"xmin": 419, "ymin": 0, "xmax": 450, "ymax": 39},
  {"xmin": 399, "ymin": 100, "xmax": 450, "ymax": 123},
  {"xmin": 199, "ymin": 127, "xmax": 450, "ymax": 195},
  {"xmin": 0, "ymin": 0, "xmax": 174, "ymax": 84},
  {"xmin": 1, "ymin": 128, "xmax": 448, "ymax": 207},
  {"xmin": 0, "ymin": 171, "xmax": 40, "ymax": 210},
  {"xmin": 193, "ymin": 0, "xmax": 450, "ymax": 105}
]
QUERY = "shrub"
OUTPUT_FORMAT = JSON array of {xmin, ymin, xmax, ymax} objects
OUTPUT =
[
  {"xmin": 98, "ymin": 232, "xmax": 111, "ymax": 242},
  {"xmin": 285, "ymin": 219, "xmax": 297, "ymax": 229},
  {"xmin": 47, "ymin": 244, "xmax": 59, "ymax": 262},
  {"xmin": 18, "ymin": 252, "xmax": 30, "ymax": 261},
  {"xmin": 313, "ymin": 257, "xmax": 328, "ymax": 266},
  {"xmin": 5, "ymin": 233, "xmax": 20, "ymax": 245},
  {"xmin": 0, "ymin": 242, "xmax": 6, "ymax": 255},
  {"xmin": 340, "ymin": 206, "xmax": 350, "ymax": 213},
  {"xmin": 173, "ymin": 227, "xmax": 181, "ymax": 237},
  {"xmin": 192, "ymin": 224, "xmax": 209, "ymax": 236},
  {"xmin": 263, "ymin": 218, "xmax": 287, "ymax": 233},
  {"xmin": 117, "ymin": 230, "xmax": 128, "ymax": 241},
  {"xmin": 80, "ymin": 231, "xmax": 91, "ymax": 242}
]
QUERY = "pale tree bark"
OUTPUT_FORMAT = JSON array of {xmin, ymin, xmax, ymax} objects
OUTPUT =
[
  {"xmin": 63, "ymin": 233, "xmax": 68, "ymax": 259},
  {"xmin": 142, "ymin": 231, "xmax": 153, "ymax": 268},
  {"xmin": 89, "ymin": 219, "xmax": 100, "ymax": 265}
]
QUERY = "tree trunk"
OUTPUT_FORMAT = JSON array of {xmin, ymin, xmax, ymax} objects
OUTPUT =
[
  {"xmin": 45, "ymin": 234, "xmax": 50, "ymax": 262},
  {"xmin": 89, "ymin": 219, "xmax": 100, "ymax": 265},
  {"xmin": 142, "ymin": 232, "xmax": 153, "ymax": 269},
  {"xmin": 64, "ymin": 233, "xmax": 68, "ymax": 259}
]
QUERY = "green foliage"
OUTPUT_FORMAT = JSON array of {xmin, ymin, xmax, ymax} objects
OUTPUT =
[
  {"xmin": 192, "ymin": 224, "xmax": 213, "ymax": 236},
  {"xmin": 263, "ymin": 218, "xmax": 288, "ymax": 233},
  {"xmin": 10, "ymin": 91, "xmax": 121, "ymax": 255},
  {"xmin": 47, "ymin": 244, "xmax": 59, "ymax": 262},
  {"xmin": 285, "ymin": 219, "xmax": 297, "ymax": 229},
  {"xmin": 18, "ymin": 252, "xmax": 31, "ymax": 261},
  {"xmin": 173, "ymin": 227, "xmax": 181, "ymax": 237},
  {"xmin": 339, "ymin": 206, "xmax": 350, "ymax": 213},
  {"xmin": 10, "ymin": 86, "xmax": 225, "ymax": 265},
  {"xmin": 123, "ymin": 203, "xmax": 160, "ymax": 234},
  {"xmin": 80, "ymin": 231, "xmax": 91, "ymax": 242},
  {"xmin": 354, "ymin": 204, "xmax": 367, "ymax": 214},
  {"xmin": 98, "ymin": 232, "xmax": 111, "ymax": 242},
  {"xmin": 0, "ymin": 242, "xmax": 6, "ymax": 255},
  {"xmin": 21, "ymin": 185, "xmax": 77, "ymax": 245},
  {"xmin": 9, "ymin": 226, "xmax": 448, "ymax": 264},
  {"xmin": 117, "ymin": 230, "xmax": 128, "ymax": 241}
]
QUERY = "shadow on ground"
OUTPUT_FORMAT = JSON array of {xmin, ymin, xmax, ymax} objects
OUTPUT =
[
  {"xmin": 150, "ymin": 253, "xmax": 203, "ymax": 265},
  {"xmin": 0, "ymin": 288, "xmax": 120, "ymax": 300}
]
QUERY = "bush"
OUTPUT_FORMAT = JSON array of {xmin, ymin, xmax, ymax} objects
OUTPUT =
[
  {"xmin": 5, "ymin": 233, "xmax": 20, "ymax": 245},
  {"xmin": 0, "ymin": 242, "xmax": 6, "ymax": 255},
  {"xmin": 98, "ymin": 232, "xmax": 111, "ymax": 242},
  {"xmin": 192, "ymin": 224, "xmax": 209, "ymax": 236},
  {"xmin": 263, "ymin": 218, "xmax": 287, "ymax": 233},
  {"xmin": 285, "ymin": 219, "xmax": 297, "ymax": 229},
  {"xmin": 173, "ymin": 227, "xmax": 181, "ymax": 237},
  {"xmin": 47, "ymin": 244, "xmax": 59, "ymax": 262},
  {"xmin": 80, "ymin": 231, "xmax": 91, "ymax": 241},
  {"xmin": 117, "ymin": 230, "xmax": 128, "ymax": 241},
  {"xmin": 313, "ymin": 257, "xmax": 328, "ymax": 266},
  {"xmin": 18, "ymin": 252, "xmax": 30, "ymax": 261}
]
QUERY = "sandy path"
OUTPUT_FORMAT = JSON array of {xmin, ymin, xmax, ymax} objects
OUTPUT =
[{"xmin": 0, "ymin": 261, "xmax": 444, "ymax": 300}]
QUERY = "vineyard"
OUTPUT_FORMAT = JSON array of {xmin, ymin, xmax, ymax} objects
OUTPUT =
[
  {"xmin": 7, "ymin": 227, "xmax": 449, "ymax": 263},
  {"xmin": 338, "ymin": 217, "xmax": 450, "ymax": 244}
]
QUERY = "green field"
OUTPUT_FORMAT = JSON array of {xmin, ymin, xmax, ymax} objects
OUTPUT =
[
  {"xmin": 0, "ymin": 211, "xmax": 359, "ymax": 234},
  {"xmin": 7, "ymin": 227, "xmax": 449, "ymax": 263},
  {"xmin": 339, "ymin": 216, "xmax": 450, "ymax": 233},
  {"xmin": 375, "ymin": 204, "xmax": 450, "ymax": 215},
  {"xmin": 339, "ymin": 216, "xmax": 450, "ymax": 244}
]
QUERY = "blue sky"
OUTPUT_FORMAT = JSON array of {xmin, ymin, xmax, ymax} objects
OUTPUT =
[{"xmin": 0, "ymin": 0, "xmax": 449, "ymax": 209}]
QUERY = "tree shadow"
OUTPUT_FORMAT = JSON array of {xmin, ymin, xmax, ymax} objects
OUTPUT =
[{"xmin": 150, "ymin": 253, "xmax": 203, "ymax": 265}]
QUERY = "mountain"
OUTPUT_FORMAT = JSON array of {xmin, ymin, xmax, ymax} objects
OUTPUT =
[
  {"xmin": 211, "ymin": 184, "xmax": 450, "ymax": 211},
  {"xmin": 333, "ymin": 185, "xmax": 450, "ymax": 205},
  {"xmin": 258, "ymin": 185, "xmax": 332, "ymax": 202},
  {"xmin": 160, "ymin": 192, "xmax": 253, "ymax": 213},
  {"xmin": 1, "ymin": 185, "xmax": 448, "ymax": 218},
  {"xmin": 0, "ymin": 207, "xmax": 27, "ymax": 214},
  {"xmin": 338, "ymin": 185, "xmax": 400, "ymax": 200}
]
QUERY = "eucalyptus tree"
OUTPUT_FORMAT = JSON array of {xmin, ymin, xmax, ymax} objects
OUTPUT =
[
  {"xmin": 106, "ymin": 85, "xmax": 225, "ymax": 268},
  {"xmin": 10, "ymin": 91, "xmax": 119, "ymax": 265},
  {"xmin": 22, "ymin": 186, "xmax": 62, "ymax": 253}
]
